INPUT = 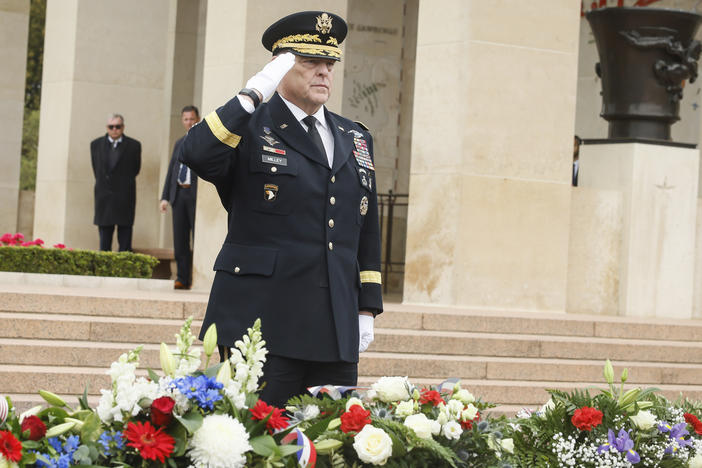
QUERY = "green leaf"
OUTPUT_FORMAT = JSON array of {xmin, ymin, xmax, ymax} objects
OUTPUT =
[
  {"xmin": 250, "ymin": 435, "xmax": 278, "ymax": 457},
  {"xmin": 203, "ymin": 362, "xmax": 224, "ymax": 378},
  {"xmin": 39, "ymin": 406, "xmax": 69, "ymax": 420},
  {"xmin": 80, "ymin": 412, "xmax": 102, "ymax": 442},
  {"xmin": 22, "ymin": 440, "xmax": 42, "ymax": 449},
  {"xmin": 174, "ymin": 410, "xmax": 204, "ymax": 435},
  {"xmin": 168, "ymin": 423, "xmax": 188, "ymax": 457},
  {"xmin": 79, "ymin": 385, "xmax": 91, "ymax": 410},
  {"xmin": 147, "ymin": 368, "xmax": 161, "ymax": 383},
  {"xmin": 278, "ymin": 444, "xmax": 303, "ymax": 457}
]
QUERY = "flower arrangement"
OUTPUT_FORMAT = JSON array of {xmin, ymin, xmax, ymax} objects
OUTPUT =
[
  {"xmin": 3, "ymin": 319, "xmax": 702, "ymax": 467},
  {"xmin": 513, "ymin": 359, "xmax": 702, "ymax": 467},
  {"xmin": 0, "ymin": 233, "xmax": 49, "ymax": 248}
]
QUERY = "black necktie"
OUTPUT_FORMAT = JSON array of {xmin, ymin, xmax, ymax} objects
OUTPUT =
[{"xmin": 302, "ymin": 115, "xmax": 327, "ymax": 161}]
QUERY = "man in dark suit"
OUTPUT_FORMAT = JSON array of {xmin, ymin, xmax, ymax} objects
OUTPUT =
[
  {"xmin": 160, "ymin": 106, "xmax": 200, "ymax": 290},
  {"xmin": 90, "ymin": 114, "xmax": 141, "ymax": 251},
  {"xmin": 180, "ymin": 11, "xmax": 383, "ymax": 408}
]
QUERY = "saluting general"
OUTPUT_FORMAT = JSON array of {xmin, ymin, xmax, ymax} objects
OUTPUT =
[{"xmin": 180, "ymin": 11, "xmax": 383, "ymax": 408}]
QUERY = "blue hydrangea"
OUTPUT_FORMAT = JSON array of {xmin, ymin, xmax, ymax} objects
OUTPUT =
[
  {"xmin": 98, "ymin": 430, "xmax": 124, "ymax": 456},
  {"xmin": 173, "ymin": 374, "xmax": 223, "ymax": 410},
  {"xmin": 34, "ymin": 435, "xmax": 82, "ymax": 468}
]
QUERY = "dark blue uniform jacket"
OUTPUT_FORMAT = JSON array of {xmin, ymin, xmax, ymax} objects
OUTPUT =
[{"xmin": 180, "ymin": 92, "xmax": 383, "ymax": 363}]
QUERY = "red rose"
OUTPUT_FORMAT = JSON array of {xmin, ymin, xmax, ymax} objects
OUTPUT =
[
  {"xmin": 21, "ymin": 415, "xmax": 47, "ymax": 441},
  {"xmin": 340, "ymin": 404, "xmax": 371, "ymax": 434},
  {"xmin": 0, "ymin": 430, "xmax": 22, "ymax": 462},
  {"xmin": 685, "ymin": 413, "xmax": 702, "ymax": 435},
  {"xmin": 250, "ymin": 399, "xmax": 290, "ymax": 434},
  {"xmin": 419, "ymin": 389, "xmax": 444, "ymax": 407},
  {"xmin": 571, "ymin": 406, "xmax": 603, "ymax": 431},
  {"xmin": 151, "ymin": 396, "xmax": 175, "ymax": 427}
]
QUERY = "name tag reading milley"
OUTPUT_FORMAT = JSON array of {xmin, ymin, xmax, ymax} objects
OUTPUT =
[{"xmin": 262, "ymin": 154, "xmax": 288, "ymax": 166}]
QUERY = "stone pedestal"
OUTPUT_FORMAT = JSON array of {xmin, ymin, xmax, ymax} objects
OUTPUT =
[
  {"xmin": 0, "ymin": 1, "xmax": 29, "ymax": 233},
  {"xmin": 403, "ymin": 1, "xmax": 580, "ymax": 312},
  {"xmin": 580, "ymin": 142, "xmax": 699, "ymax": 318}
]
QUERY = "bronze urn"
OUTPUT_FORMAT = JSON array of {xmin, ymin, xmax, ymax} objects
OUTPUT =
[{"xmin": 586, "ymin": 7, "xmax": 702, "ymax": 141}]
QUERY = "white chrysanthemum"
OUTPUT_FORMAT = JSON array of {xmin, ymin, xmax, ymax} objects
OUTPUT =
[
  {"xmin": 371, "ymin": 377, "xmax": 410, "ymax": 402},
  {"xmin": 395, "ymin": 400, "xmax": 415, "ymax": 418},
  {"xmin": 630, "ymin": 410, "xmax": 657, "ymax": 430},
  {"xmin": 302, "ymin": 404, "xmax": 320, "ymax": 420},
  {"xmin": 404, "ymin": 413, "xmax": 433, "ymax": 439},
  {"xmin": 189, "ymin": 414, "xmax": 252, "ymax": 468},
  {"xmin": 353, "ymin": 425, "xmax": 393, "ymax": 466},
  {"xmin": 442, "ymin": 421, "xmax": 462, "ymax": 440}
]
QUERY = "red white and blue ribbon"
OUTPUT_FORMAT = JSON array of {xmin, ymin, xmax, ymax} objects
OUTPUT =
[
  {"xmin": 306, "ymin": 385, "xmax": 365, "ymax": 400},
  {"xmin": 0, "ymin": 396, "xmax": 8, "ymax": 424},
  {"xmin": 282, "ymin": 428, "xmax": 316, "ymax": 468}
]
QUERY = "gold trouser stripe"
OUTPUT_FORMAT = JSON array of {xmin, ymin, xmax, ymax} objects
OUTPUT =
[
  {"xmin": 205, "ymin": 111, "xmax": 241, "ymax": 149},
  {"xmin": 360, "ymin": 270, "xmax": 382, "ymax": 284}
]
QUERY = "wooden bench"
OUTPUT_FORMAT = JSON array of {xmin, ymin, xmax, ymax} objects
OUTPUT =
[{"xmin": 132, "ymin": 247, "xmax": 175, "ymax": 280}]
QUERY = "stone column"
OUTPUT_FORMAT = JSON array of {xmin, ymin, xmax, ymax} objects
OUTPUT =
[
  {"xmin": 34, "ymin": 0, "xmax": 177, "ymax": 249},
  {"xmin": 0, "ymin": 0, "xmax": 29, "ymax": 234},
  {"xmin": 403, "ymin": 2, "xmax": 580, "ymax": 312},
  {"xmin": 191, "ymin": 0, "xmax": 347, "ymax": 290}
]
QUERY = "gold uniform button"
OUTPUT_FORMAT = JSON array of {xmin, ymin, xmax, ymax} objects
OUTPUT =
[
  {"xmin": 328, "ymin": 219, "xmax": 335, "ymax": 228},
  {"xmin": 328, "ymin": 242, "xmax": 333, "ymax": 250},
  {"xmin": 329, "ymin": 196, "xmax": 336, "ymax": 205},
  {"xmin": 331, "ymin": 175, "xmax": 336, "ymax": 183},
  {"xmin": 234, "ymin": 266, "xmax": 241, "ymax": 273},
  {"xmin": 270, "ymin": 166, "xmax": 277, "ymax": 173}
]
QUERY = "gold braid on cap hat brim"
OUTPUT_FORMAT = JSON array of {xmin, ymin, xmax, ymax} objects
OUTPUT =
[{"xmin": 272, "ymin": 34, "xmax": 342, "ymax": 58}]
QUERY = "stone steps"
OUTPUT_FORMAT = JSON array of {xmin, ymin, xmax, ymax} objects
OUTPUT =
[{"xmin": 2, "ymin": 284, "xmax": 702, "ymax": 415}]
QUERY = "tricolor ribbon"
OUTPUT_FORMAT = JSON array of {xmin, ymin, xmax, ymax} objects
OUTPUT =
[
  {"xmin": 0, "ymin": 396, "xmax": 8, "ymax": 424},
  {"xmin": 281, "ymin": 428, "xmax": 317, "ymax": 468},
  {"xmin": 306, "ymin": 385, "xmax": 367, "ymax": 400}
]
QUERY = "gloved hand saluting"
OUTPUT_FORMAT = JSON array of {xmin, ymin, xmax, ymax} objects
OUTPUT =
[
  {"xmin": 245, "ymin": 52, "xmax": 296, "ymax": 102},
  {"xmin": 359, "ymin": 314, "xmax": 374, "ymax": 353}
]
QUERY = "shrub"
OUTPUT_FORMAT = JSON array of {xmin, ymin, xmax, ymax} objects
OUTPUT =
[{"xmin": 0, "ymin": 246, "xmax": 158, "ymax": 278}]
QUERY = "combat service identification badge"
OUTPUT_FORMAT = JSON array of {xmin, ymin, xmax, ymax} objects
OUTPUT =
[
  {"xmin": 264, "ymin": 184, "xmax": 278, "ymax": 201},
  {"xmin": 360, "ymin": 196, "xmax": 369, "ymax": 216}
]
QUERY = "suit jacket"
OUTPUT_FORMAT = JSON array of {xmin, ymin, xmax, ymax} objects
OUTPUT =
[
  {"xmin": 90, "ymin": 134, "xmax": 141, "ymax": 226},
  {"xmin": 180, "ymin": 92, "xmax": 383, "ymax": 363},
  {"xmin": 161, "ymin": 135, "xmax": 198, "ymax": 205}
]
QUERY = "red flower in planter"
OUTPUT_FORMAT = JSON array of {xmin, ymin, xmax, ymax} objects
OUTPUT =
[
  {"xmin": 571, "ymin": 406, "xmax": 603, "ymax": 431},
  {"xmin": 34, "ymin": 238, "xmax": 44, "ymax": 246},
  {"xmin": 21, "ymin": 415, "xmax": 47, "ymax": 441},
  {"xmin": 0, "ymin": 430, "xmax": 22, "ymax": 462},
  {"xmin": 53, "ymin": 243, "xmax": 67, "ymax": 249},
  {"xmin": 150, "ymin": 396, "xmax": 175, "ymax": 427},
  {"xmin": 340, "ymin": 404, "xmax": 371, "ymax": 434},
  {"xmin": 0, "ymin": 233, "xmax": 12, "ymax": 244}
]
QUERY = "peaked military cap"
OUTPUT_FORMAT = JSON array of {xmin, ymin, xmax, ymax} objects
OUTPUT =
[{"xmin": 262, "ymin": 11, "xmax": 347, "ymax": 61}]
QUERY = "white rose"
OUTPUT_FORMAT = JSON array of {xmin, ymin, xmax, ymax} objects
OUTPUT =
[
  {"xmin": 454, "ymin": 389, "xmax": 475, "ymax": 404},
  {"xmin": 500, "ymin": 438, "xmax": 514, "ymax": 454},
  {"xmin": 353, "ymin": 425, "xmax": 393, "ymax": 466},
  {"xmin": 630, "ymin": 410, "xmax": 657, "ymax": 430},
  {"xmin": 371, "ymin": 377, "xmax": 410, "ymax": 402},
  {"xmin": 461, "ymin": 403, "xmax": 478, "ymax": 421},
  {"xmin": 395, "ymin": 400, "xmax": 415, "ymax": 418},
  {"xmin": 430, "ymin": 419, "xmax": 441, "ymax": 436},
  {"xmin": 302, "ymin": 404, "xmax": 320, "ymax": 420},
  {"xmin": 689, "ymin": 454, "xmax": 702, "ymax": 468},
  {"xmin": 346, "ymin": 398, "xmax": 364, "ymax": 412},
  {"xmin": 442, "ymin": 421, "xmax": 462, "ymax": 440},
  {"xmin": 404, "ymin": 413, "xmax": 433, "ymax": 439}
]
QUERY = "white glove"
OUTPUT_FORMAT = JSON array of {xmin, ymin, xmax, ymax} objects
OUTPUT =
[
  {"xmin": 245, "ymin": 52, "xmax": 296, "ymax": 101},
  {"xmin": 358, "ymin": 314, "xmax": 374, "ymax": 353}
]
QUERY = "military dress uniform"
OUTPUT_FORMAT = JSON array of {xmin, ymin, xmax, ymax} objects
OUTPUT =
[{"xmin": 181, "ymin": 91, "xmax": 383, "ymax": 363}]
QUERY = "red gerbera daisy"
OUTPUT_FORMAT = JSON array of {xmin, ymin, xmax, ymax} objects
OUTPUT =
[
  {"xmin": 122, "ymin": 421, "xmax": 175, "ymax": 463},
  {"xmin": 685, "ymin": 413, "xmax": 702, "ymax": 435},
  {"xmin": 0, "ymin": 430, "xmax": 22, "ymax": 462}
]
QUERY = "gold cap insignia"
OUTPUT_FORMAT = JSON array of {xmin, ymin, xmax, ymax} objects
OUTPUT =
[{"xmin": 316, "ymin": 13, "xmax": 333, "ymax": 34}]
